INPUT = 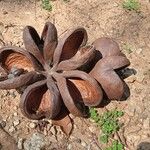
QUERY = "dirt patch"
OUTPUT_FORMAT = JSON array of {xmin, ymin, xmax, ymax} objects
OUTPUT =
[{"xmin": 0, "ymin": 0, "xmax": 150, "ymax": 150}]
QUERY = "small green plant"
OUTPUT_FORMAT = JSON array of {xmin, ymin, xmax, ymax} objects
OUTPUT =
[
  {"xmin": 41, "ymin": 0, "xmax": 69, "ymax": 11},
  {"xmin": 123, "ymin": 44, "xmax": 133, "ymax": 54},
  {"xmin": 122, "ymin": 0, "xmax": 140, "ymax": 11},
  {"xmin": 42, "ymin": 0, "xmax": 52, "ymax": 11},
  {"xmin": 105, "ymin": 140, "xmax": 124, "ymax": 150},
  {"xmin": 89, "ymin": 108, "xmax": 124, "ymax": 149}
]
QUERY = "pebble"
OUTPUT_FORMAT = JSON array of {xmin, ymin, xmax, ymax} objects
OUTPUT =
[
  {"xmin": 67, "ymin": 144, "xmax": 72, "ymax": 150},
  {"xmin": 13, "ymin": 119, "xmax": 20, "ymax": 126},
  {"xmin": 136, "ymin": 48, "xmax": 143, "ymax": 54},
  {"xmin": 137, "ymin": 142, "xmax": 150, "ymax": 150},
  {"xmin": 13, "ymin": 112, "xmax": 18, "ymax": 116},
  {"xmin": 50, "ymin": 126, "xmax": 56, "ymax": 135},
  {"xmin": 23, "ymin": 132, "xmax": 45, "ymax": 150},
  {"xmin": 43, "ymin": 128, "xmax": 48, "ymax": 136},
  {"xmin": 81, "ymin": 141, "xmax": 87, "ymax": 147},
  {"xmin": 9, "ymin": 126, "xmax": 16, "ymax": 133},
  {"xmin": 17, "ymin": 138, "xmax": 23, "ymax": 150},
  {"xmin": 76, "ymin": 138, "xmax": 82, "ymax": 143},
  {"xmin": 0, "ymin": 120, "xmax": 6, "ymax": 128},
  {"xmin": 29, "ymin": 122, "xmax": 36, "ymax": 129}
]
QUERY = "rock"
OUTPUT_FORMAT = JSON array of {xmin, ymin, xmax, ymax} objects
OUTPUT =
[
  {"xmin": 81, "ymin": 141, "xmax": 87, "ymax": 147},
  {"xmin": 136, "ymin": 48, "xmax": 143, "ymax": 54},
  {"xmin": 0, "ymin": 120, "xmax": 6, "ymax": 128},
  {"xmin": 43, "ymin": 128, "xmax": 48, "ymax": 136},
  {"xmin": 13, "ymin": 112, "xmax": 18, "ymax": 117},
  {"xmin": 8, "ymin": 126, "xmax": 16, "ymax": 133},
  {"xmin": 29, "ymin": 122, "xmax": 36, "ymax": 129},
  {"xmin": 143, "ymin": 118, "xmax": 150, "ymax": 129},
  {"xmin": 76, "ymin": 138, "xmax": 82, "ymax": 143},
  {"xmin": 17, "ymin": 138, "xmax": 23, "ymax": 150},
  {"xmin": 67, "ymin": 144, "xmax": 72, "ymax": 150},
  {"xmin": 13, "ymin": 119, "xmax": 20, "ymax": 126},
  {"xmin": 50, "ymin": 126, "xmax": 56, "ymax": 135},
  {"xmin": 137, "ymin": 142, "xmax": 150, "ymax": 150},
  {"xmin": 23, "ymin": 132, "xmax": 45, "ymax": 150}
]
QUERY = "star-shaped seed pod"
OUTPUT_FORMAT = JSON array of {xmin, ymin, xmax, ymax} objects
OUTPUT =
[
  {"xmin": 90, "ymin": 37, "xmax": 130, "ymax": 100},
  {"xmin": 0, "ymin": 22, "xmax": 103, "ymax": 135}
]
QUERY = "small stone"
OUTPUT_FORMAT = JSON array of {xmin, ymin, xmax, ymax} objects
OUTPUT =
[
  {"xmin": 0, "ymin": 120, "xmax": 6, "ymax": 128},
  {"xmin": 13, "ymin": 106, "xmax": 18, "ymax": 110},
  {"xmin": 8, "ymin": 74, "xmax": 14, "ymax": 79},
  {"xmin": 137, "ymin": 142, "xmax": 150, "ymax": 150},
  {"xmin": 76, "ymin": 138, "xmax": 82, "ymax": 143},
  {"xmin": 50, "ymin": 126, "xmax": 56, "ymax": 135},
  {"xmin": 17, "ymin": 138, "xmax": 23, "ymax": 150},
  {"xmin": 13, "ymin": 112, "xmax": 18, "ymax": 116},
  {"xmin": 9, "ymin": 126, "xmax": 16, "ymax": 133},
  {"xmin": 143, "ymin": 118, "xmax": 150, "ymax": 129},
  {"xmin": 23, "ymin": 132, "xmax": 45, "ymax": 150},
  {"xmin": 67, "ymin": 144, "xmax": 72, "ymax": 150},
  {"xmin": 13, "ymin": 119, "xmax": 20, "ymax": 126},
  {"xmin": 43, "ymin": 128, "xmax": 47, "ymax": 136},
  {"xmin": 81, "ymin": 141, "xmax": 87, "ymax": 147},
  {"xmin": 29, "ymin": 122, "xmax": 36, "ymax": 129},
  {"xmin": 136, "ymin": 48, "xmax": 143, "ymax": 54}
]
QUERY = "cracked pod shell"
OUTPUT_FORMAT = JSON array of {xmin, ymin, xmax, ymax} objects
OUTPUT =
[{"xmin": 20, "ymin": 78, "xmax": 62, "ymax": 120}]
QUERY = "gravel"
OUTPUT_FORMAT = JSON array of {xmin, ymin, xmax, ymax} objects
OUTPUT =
[{"xmin": 23, "ymin": 132, "xmax": 45, "ymax": 150}]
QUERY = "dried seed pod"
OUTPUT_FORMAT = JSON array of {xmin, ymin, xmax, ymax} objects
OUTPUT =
[
  {"xmin": 0, "ymin": 22, "xmax": 104, "ymax": 135},
  {"xmin": 90, "ymin": 38, "xmax": 130, "ymax": 100}
]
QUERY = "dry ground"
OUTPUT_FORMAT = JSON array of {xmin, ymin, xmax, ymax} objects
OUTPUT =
[{"xmin": 0, "ymin": 0, "xmax": 150, "ymax": 150}]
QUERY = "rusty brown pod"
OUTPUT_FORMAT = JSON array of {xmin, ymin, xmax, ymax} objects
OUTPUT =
[
  {"xmin": 90, "ymin": 37, "xmax": 130, "ymax": 100},
  {"xmin": 0, "ymin": 22, "xmax": 103, "ymax": 135}
]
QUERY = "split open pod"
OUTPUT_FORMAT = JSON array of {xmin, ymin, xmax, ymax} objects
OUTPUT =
[
  {"xmin": 90, "ymin": 37, "xmax": 130, "ymax": 100},
  {"xmin": 0, "ymin": 22, "xmax": 103, "ymax": 135}
]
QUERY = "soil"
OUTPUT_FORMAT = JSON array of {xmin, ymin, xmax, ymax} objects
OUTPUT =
[{"xmin": 0, "ymin": 0, "xmax": 150, "ymax": 150}]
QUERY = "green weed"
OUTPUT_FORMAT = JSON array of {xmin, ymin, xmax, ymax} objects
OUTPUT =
[
  {"xmin": 41, "ymin": 0, "xmax": 69, "ymax": 11},
  {"xmin": 122, "ymin": 0, "xmax": 140, "ymax": 11},
  {"xmin": 89, "ymin": 108, "xmax": 124, "ymax": 149},
  {"xmin": 123, "ymin": 43, "xmax": 133, "ymax": 54},
  {"xmin": 42, "ymin": 0, "xmax": 52, "ymax": 11},
  {"xmin": 105, "ymin": 140, "xmax": 124, "ymax": 150}
]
